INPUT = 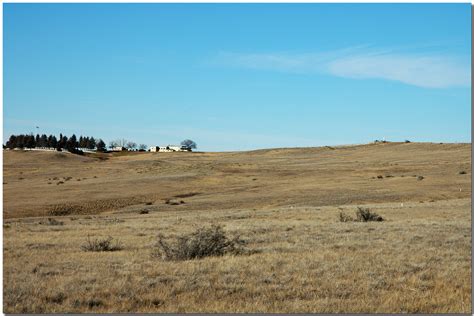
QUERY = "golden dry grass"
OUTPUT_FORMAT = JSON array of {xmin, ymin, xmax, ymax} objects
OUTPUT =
[{"xmin": 3, "ymin": 142, "xmax": 471, "ymax": 313}]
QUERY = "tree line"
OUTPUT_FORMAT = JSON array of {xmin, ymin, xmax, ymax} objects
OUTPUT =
[
  {"xmin": 5, "ymin": 134, "xmax": 106, "ymax": 153},
  {"xmin": 5, "ymin": 134, "xmax": 198, "ymax": 153}
]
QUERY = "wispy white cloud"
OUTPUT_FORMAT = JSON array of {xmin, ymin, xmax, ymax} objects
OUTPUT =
[
  {"xmin": 327, "ymin": 53, "xmax": 470, "ymax": 88},
  {"xmin": 211, "ymin": 47, "xmax": 470, "ymax": 88}
]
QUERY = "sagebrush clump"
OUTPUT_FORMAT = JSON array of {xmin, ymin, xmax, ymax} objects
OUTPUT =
[
  {"xmin": 153, "ymin": 224, "xmax": 246, "ymax": 261},
  {"xmin": 81, "ymin": 236, "xmax": 123, "ymax": 252},
  {"xmin": 339, "ymin": 207, "xmax": 384, "ymax": 222},
  {"xmin": 355, "ymin": 207, "xmax": 384, "ymax": 222}
]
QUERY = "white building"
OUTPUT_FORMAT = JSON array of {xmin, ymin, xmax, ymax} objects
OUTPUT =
[
  {"xmin": 149, "ymin": 145, "xmax": 192, "ymax": 152},
  {"xmin": 111, "ymin": 146, "xmax": 127, "ymax": 151}
]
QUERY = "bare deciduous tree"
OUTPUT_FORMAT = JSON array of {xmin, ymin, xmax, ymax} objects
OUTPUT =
[
  {"xmin": 181, "ymin": 139, "xmax": 197, "ymax": 149},
  {"xmin": 125, "ymin": 142, "xmax": 137, "ymax": 150}
]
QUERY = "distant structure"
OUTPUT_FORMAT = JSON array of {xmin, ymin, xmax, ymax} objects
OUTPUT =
[
  {"xmin": 149, "ymin": 145, "xmax": 192, "ymax": 152},
  {"xmin": 111, "ymin": 146, "xmax": 127, "ymax": 152}
]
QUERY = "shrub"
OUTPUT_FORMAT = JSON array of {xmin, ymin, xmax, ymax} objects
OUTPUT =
[
  {"xmin": 48, "ymin": 205, "xmax": 75, "ymax": 216},
  {"xmin": 377, "ymin": 175, "xmax": 383, "ymax": 179},
  {"xmin": 405, "ymin": 140, "xmax": 411, "ymax": 143},
  {"xmin": 339, "ymin": 207, "xmax": 384, "ymax": 222},
  {"xmin": 81, "ymin": 236, "xmax": 123, "ymax": 252},
  {"xmin": 153, "ymin": 225, "xmax": 245, "ymax": 261},
  {"xmin": 459, "ymin": 171, "xmax": 467, "ymax": 175},
  {"xmin": 140, "ymin": 210, "xmax": 149, "ymax": 214},
  {"xmin": 355, "ymin": 207, "xmax": 384, "ymax": 222},
  {"xmin": 417, "ymin": 176, "xmax": 424, "ymax": 181}
]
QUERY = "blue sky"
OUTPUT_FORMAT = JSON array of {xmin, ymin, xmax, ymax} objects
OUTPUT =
[{"xmin": 4, "ymin": 3, "xmax": 471, "ymax": 151}]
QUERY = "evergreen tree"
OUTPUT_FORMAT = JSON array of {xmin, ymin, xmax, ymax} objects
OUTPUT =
[
  {"xmin": 6, "ymin": 135, "xmax": 17, "ymax": 149},
  {"xmin": 50, "ymin": 135, "xmax": 58, "ymax": 149},
  {"xmin": 88, "ymin": 137, "xmax": 96, "ymax": 149},
  {"xmin": 59, "ymin": 134, "xmax": 68, "ymax": 149},
  {"xmin": 17, "ymin": 135, "xmax": 25, "ymax": 148},
  {"xmin": 66, "ymin": 134, "xmax": 77, "ymax": 151},
  {"xmin": 83, "ymin": 136, "xmax": 89, "ymax": 149},
  {"xmin": 47, "ymin": 135, "xmax": 58, "ymax": 148},
  {"xmin": 96, "ymin": 139, "xmax": 106, "ymax": 152},
  {"xmin": 58, "ymin": 134, "xmax": 65, "ymax": 149},
  {"xmin": 39, "ymin": 134, "xmax": 48, "ymax": 147},
  {"xmin": 47, "ymin": 135, "xmax": 53, "ymax": 148},
  {"xmin": 25, "ymin": 134, "xmax": 35, "ymax": 148}
]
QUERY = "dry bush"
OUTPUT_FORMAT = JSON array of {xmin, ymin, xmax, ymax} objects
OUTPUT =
[
  {"xmin": 153, "ymin": 225, "xmax": 246, "ymax": 261},
  {"xmin": 355, "ymin": 207, "xmax": 383, "ymax": 222},
  {"xmin": 49, "ymin": 205, "xmax": 75, "ymax": 216},
  {"xmin": 339, "ymin": 207, "xmax": 384, "ymax": 222},
  {"xmin": 81, "ymin": 236, "xmax": 123, "ymax": 252},
  {"xmin": 417, "ymin": 176, "xmax": 424, "ymax": 181}
]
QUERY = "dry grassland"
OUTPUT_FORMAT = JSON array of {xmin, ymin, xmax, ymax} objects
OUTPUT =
[{"xmin": 3, "ymin": 142, "xmax": 471, "ymax": 313}]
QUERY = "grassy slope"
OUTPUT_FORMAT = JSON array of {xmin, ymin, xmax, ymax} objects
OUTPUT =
[
  {"xmin": 3, "ymin": 142, "xmax": 471, "ymax": 218},
  {"xmin": 3, "ymin": 142, "xmax": 472, "ymax": 313}
]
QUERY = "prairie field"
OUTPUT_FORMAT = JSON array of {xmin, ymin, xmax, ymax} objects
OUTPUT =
[{"xmin": 3, "ymin": 142, "xmax": 472, "ymax": 313}]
